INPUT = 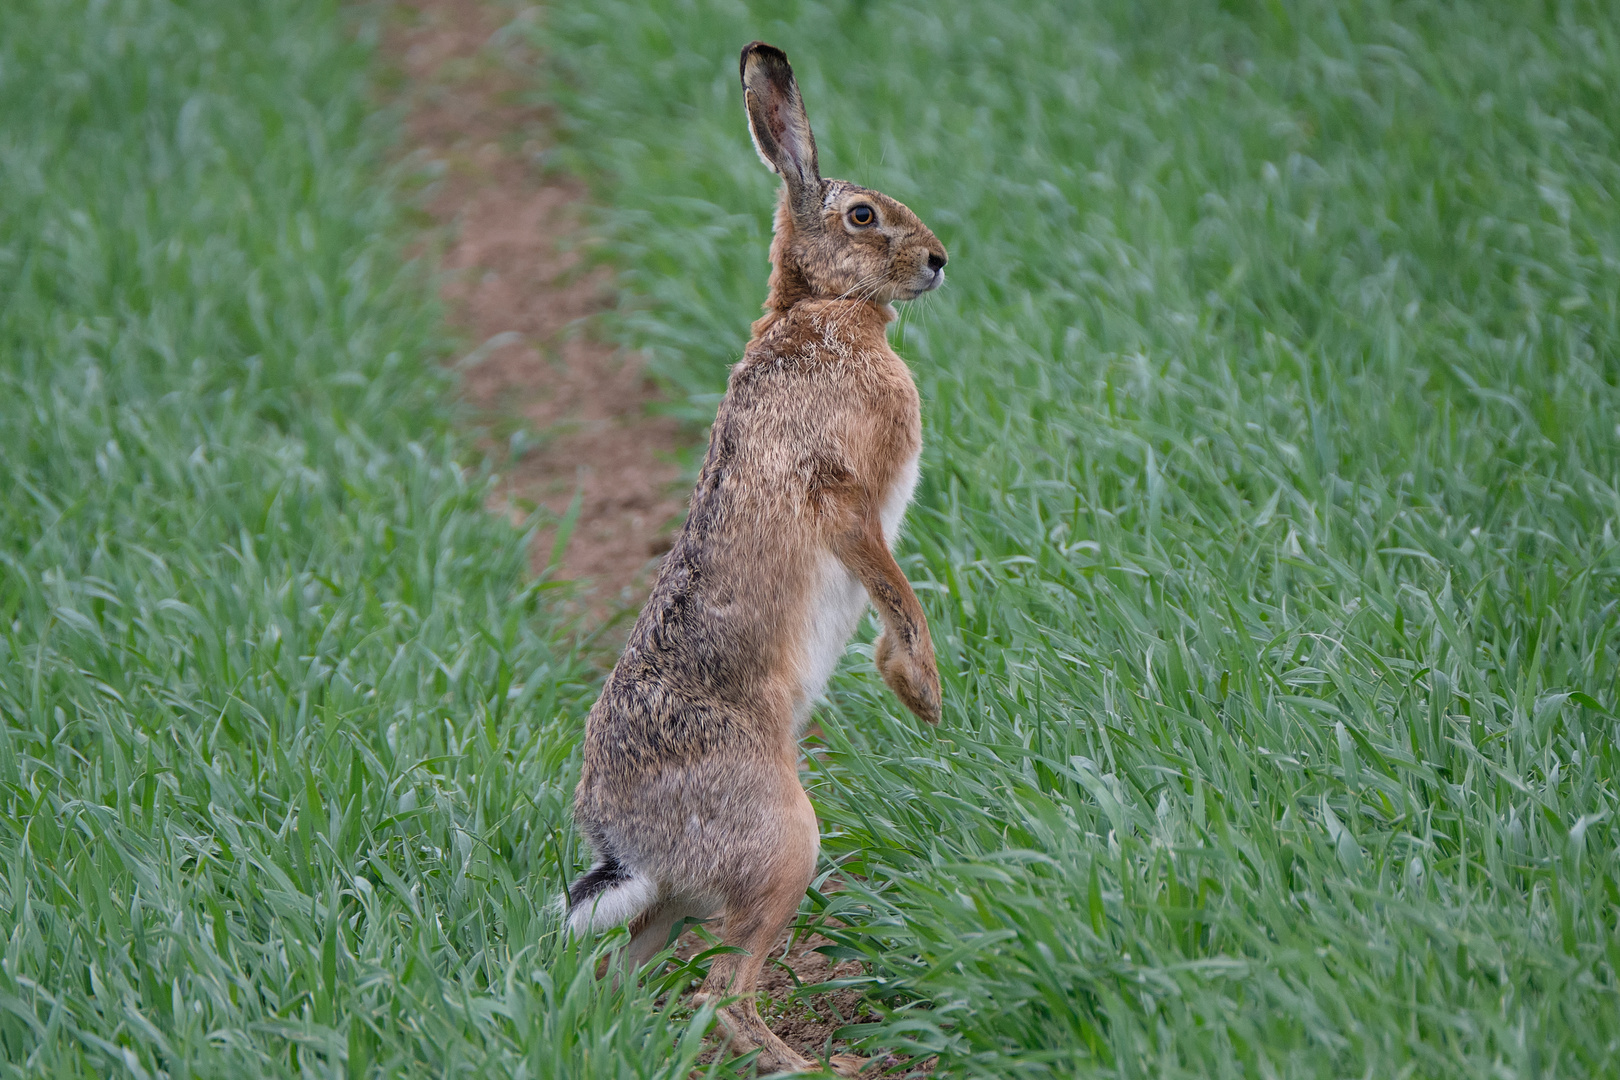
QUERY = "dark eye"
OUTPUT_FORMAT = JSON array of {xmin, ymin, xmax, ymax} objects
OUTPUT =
[{"xmin": 848, "ymin": 205, "xmax": 875, "ymax": 226}]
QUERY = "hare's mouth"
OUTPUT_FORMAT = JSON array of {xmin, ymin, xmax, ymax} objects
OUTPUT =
[{"xmin": 905, "ymin": 266, "xmax": 944, "ymax": 298}]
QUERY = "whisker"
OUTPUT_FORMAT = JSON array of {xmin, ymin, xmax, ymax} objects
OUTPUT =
[{"xmin": 824, "ymin": 273, "xmax": 883, "ymax": 337}]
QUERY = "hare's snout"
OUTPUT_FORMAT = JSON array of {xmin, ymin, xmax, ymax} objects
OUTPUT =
[{"xmin": 908, "ymin": 244, "xmax": 948, "ymax": 297}]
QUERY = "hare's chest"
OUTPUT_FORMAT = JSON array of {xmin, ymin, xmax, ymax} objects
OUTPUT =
[
  {"xmin": 879, "ymin": 449, "xmax": 921, "ymax": 546},
  {"xmin": 793, "ymin": 446, "xmax": 921, "ymax": 728}
]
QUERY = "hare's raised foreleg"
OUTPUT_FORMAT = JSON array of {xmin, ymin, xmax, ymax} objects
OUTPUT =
[
  {"xmin": 694, "ymin": 783, "xmax": 819, "ymax": 1073},
  {"xmin": 830, "ymin": 499, "xmax": 942, "ymax": 725}
]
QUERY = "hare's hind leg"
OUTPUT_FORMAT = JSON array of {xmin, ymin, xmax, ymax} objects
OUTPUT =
[
  {"xmin": 695, "ymin": 783, "xmax": 820, "ymax": 1073},
  {"xmin": 624, "ymin": 897, "xmax": 714, "ymax": 970}
]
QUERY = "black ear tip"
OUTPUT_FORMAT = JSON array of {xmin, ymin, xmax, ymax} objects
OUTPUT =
[{"xmin": 740, "ymin": 41, "xmax": 792, "ymax": 83}]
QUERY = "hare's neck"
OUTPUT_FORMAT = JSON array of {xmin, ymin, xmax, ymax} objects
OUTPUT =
[
  {"xmin": 762, "ymin": 256, "xmax": 815, "ymax": 315},
  {"xmin": 752, "ymin": 297, "xmax": 891, "ymax": 345},
  {"xmin": 752, "ymin": 255, "xmax": 819, "ymax": 339},
  {"xmin": 761, "ymin": 191, "xmax": 815, "ymax": 317}
]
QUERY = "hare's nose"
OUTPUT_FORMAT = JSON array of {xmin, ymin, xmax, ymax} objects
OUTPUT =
[{"xmin": 927, "ymin": 252, "xmax": 947, "ymax": 272}]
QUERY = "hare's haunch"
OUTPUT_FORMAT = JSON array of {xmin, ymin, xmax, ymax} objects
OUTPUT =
[{"xmin": 568, "ymin": 41, "xmax": 947, "ymax": 1074}]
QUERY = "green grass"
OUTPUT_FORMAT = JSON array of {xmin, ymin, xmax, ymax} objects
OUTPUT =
[
  {"xmin": 0, "ymin": 1, "xmax": 733, "ymax": 1075},
  {"xmin": 6, "ymin": 0, "xmax": 1620, "ymax": 1075},
  {"xmin": 540, "ymin": 0, "xmax": 1620, "ymax": 1075}
]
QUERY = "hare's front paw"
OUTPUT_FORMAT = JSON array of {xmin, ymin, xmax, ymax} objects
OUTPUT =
[{"xmin": 875, "ymin": 631, "xmax": 942, "ymax": 725}]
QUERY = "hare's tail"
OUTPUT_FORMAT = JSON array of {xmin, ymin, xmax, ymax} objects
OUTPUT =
[{"xmin": 565, "ymin": 853, "xmax": 656, "ymax": 935}]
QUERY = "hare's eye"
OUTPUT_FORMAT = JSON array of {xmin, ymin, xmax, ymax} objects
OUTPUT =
[{"xmin": 848, "ymin": 205, "xmax": 875, "ymax": 227}]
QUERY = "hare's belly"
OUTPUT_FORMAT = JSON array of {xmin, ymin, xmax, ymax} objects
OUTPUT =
[
  {"xmin": 792, "ymin": 449, "xmax": 921, "ymax": 727},
  {"xmin": 793, "ymin": 558, "xmax": 868, "ymax": 727}
]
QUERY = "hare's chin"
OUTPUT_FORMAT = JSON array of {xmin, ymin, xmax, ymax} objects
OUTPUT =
[{"xmin": 903, "ymin": 268, "xmax": 945, "ymax": 299}]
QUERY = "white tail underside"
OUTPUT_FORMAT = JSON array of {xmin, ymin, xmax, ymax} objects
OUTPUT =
[{"xmin": 566, "ymin": 873, "xmax": 657, "ymax": 936}]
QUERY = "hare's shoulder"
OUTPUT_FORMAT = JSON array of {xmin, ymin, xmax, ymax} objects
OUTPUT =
[{"xmin": 737, "ymin": 303, "xmax": 916, "ymax": 403}]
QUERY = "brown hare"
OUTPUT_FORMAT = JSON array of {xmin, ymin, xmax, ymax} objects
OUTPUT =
[{"xmin": 567, "ymin": 41, "xmax": 947, "ymax": 1073}]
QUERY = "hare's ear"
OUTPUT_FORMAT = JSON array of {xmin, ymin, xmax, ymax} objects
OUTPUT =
[{"xmin": 740, "ymin": 42, "xmax": 822, "ymax": 215}]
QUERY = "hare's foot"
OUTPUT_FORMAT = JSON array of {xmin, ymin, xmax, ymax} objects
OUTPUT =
[
  {"xmin": 874, "ymin": 631, "xmax": 941, "ymax": 725},
  {"xmin": 696, "ymin": 991, "xmax": 816, "ymax": 1073},
  {"xmin": 827, "ymin": 1051, "xmax": 869, "ymax": 1076},
  {"xmin": 695, "ymin": 991, "xmax": 868, "ymax": 1075}
]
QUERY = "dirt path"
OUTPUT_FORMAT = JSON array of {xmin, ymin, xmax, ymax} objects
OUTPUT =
[
  {"xmin": 381, "ymin": 2, "xmax": 901, "ymax": 1070},
  {"xmin": 386, "ymin": 0, "xmax": 685, "ymax": 620}
]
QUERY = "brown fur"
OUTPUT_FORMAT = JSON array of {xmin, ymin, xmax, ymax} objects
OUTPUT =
[{"xmin": 568, "ymin": 42, "xmax": 947, "ymax": 1073}]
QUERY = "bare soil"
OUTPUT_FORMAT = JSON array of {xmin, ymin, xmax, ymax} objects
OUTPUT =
[
  {"xmin": 381, "ymin": 2, "xmax": 915, "ymax": 1071},
  {"xmin": 667, "ymin": 921, "xmax": 927, "ymax": 1075},
  {"xmin": 386, "ymin": 0, "xmax": 685, "ymax": 620}
]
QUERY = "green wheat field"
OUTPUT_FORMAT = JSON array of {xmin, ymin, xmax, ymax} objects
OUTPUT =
[{"xmin": 2, "ymin": 0, "xmax": 1618, "ymax": 1075}]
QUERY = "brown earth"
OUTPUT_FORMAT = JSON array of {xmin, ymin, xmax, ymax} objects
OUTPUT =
[
  {"xmin": 670, "ymin": 927, "xmax": 897, "ymax": 1074},
  {"xmin": 385, "ymin": 0, "xmax": 685, "ymax": 621},
  {"xmin": 380, "ymin": 1, "xmax": 918, "ymax": 1071}
]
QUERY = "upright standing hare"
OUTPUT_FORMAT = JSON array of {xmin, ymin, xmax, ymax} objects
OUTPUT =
[{"xmin": 567, "ymin": 41, "xmax": 947, "ymax": 1073}]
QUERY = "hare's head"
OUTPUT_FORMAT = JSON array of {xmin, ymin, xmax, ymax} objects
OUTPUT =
[{"xmin": 741, "ymin": 42, "xmax": 947, "ymax": 311}]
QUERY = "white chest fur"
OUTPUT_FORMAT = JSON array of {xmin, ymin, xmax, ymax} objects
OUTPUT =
[
  {"xmin": 793, "ymin": 448, "xmax": 921, "ymax": 727},
  {"xmin": 880, "ymin": 451, "xmax": 921, "ymax": 547}
]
